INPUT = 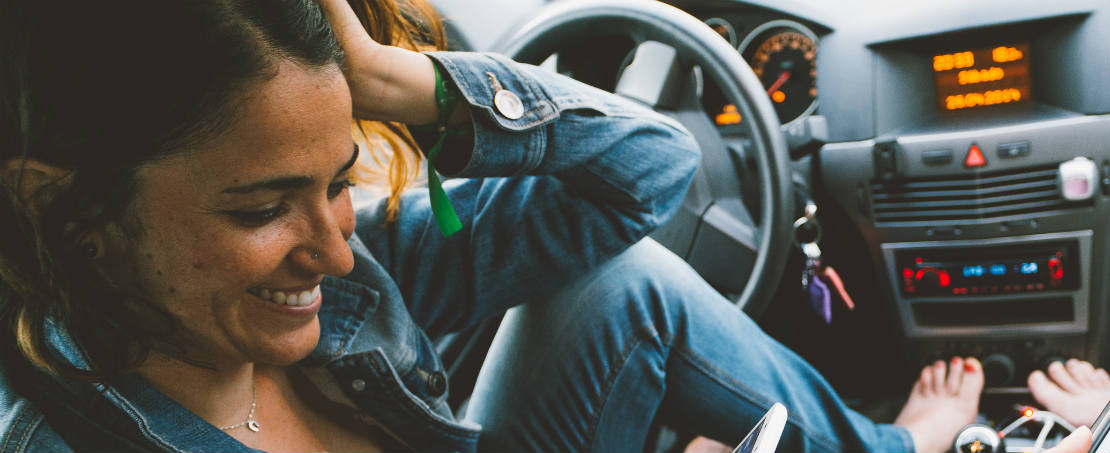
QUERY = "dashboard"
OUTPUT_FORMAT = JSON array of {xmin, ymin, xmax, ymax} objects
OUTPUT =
[
  {"xmin": 674, "ymin": 0, "xmax": 1110, "ymax": 397},
  {"xmin": 435, "ymin": 0, "xmax": 1110, "ymax": 402}
]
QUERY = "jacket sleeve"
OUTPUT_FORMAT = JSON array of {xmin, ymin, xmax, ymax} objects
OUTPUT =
[{"xmin": 352, "ymin": 52, "xmax": 700, "ymax": 337}]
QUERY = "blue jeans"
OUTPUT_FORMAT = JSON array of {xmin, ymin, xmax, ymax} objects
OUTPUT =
[{"xmin": 464, "ymin": 239, "xmax": 914, "ymax": 452}]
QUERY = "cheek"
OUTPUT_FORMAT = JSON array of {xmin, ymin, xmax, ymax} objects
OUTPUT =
[{"xmin": 141, "ymin": 218, "xmax": 290, "ymax": 298}]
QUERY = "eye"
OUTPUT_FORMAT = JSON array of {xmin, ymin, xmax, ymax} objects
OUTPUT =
[
  {"xmin": 227, "ymin": 203, "xmax": 290, "ymax": 227},
  {"xmin": 327, "ymin": 179, "xmax": 355, "ymax": 199}
]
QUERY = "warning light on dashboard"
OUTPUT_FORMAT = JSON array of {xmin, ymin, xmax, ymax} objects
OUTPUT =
[
  {"xmin": 964, "ymin": 144, "xmax": 986, "ymax": 168},
  {"xmin": 771, "ymin": 90, "xmax": 786, "ymax": 103},
  {"xmin": 1022, "ymin": 407, "xmax": 1035, "ymax": 418},
  {"xmin": 715, "ymin": 104, "xmax": 741, "ymax": 125}
]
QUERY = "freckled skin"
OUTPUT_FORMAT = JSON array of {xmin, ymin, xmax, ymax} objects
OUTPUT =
[{"xmin": 95, "ymin": 61, "xmax": 357, "ymax": 368}]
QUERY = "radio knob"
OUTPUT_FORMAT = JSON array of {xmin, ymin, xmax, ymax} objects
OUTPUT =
[{"xmin": 982, "ymin": 354, "xmax": 1016, "ymax": 387}]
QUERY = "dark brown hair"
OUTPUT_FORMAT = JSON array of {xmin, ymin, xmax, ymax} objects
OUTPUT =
[{"xmin": 0, "ymin": 0, "xmax": 444, "ymax": 380}]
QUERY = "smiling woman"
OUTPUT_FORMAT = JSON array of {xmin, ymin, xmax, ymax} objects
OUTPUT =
[{"xmin": 0, "ymin": 0, "xmax": 991, "ymax": 452}]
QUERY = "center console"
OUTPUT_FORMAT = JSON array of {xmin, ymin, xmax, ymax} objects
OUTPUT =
[{"xmin": 816, "ymin": 10, "xmax": 1109, "ymax": 390}]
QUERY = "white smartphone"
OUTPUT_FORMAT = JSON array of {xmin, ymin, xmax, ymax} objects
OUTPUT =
[
  {"xmin": 1089, "ymin": 400, "xmax": 1110, "ymax": 453},
  {"xmin": 732, "ymin": 403, "xmax": 788, "ymax": 453}
]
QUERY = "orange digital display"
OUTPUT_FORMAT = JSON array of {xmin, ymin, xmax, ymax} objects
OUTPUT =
[{"xmin": 933, "ymin": 43, "xmax": 1031, "ymax": 111}]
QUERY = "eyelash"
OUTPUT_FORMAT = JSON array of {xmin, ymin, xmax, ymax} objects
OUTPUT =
[{"xmin": 229, "ymin": 179, "xmax": 355, "ymax": 227}]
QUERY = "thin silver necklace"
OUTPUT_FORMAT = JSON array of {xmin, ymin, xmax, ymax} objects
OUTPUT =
[{"xmin": 218, "ymin": 382, "xmax": 260, "ymax": 432}]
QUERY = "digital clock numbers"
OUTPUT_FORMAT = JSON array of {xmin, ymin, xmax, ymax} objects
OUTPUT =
[{"xmin": 933, "ymin": 44, "xmax": 1031, "ymax": 111}]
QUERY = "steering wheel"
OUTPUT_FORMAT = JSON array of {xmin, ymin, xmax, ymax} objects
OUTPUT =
[{"xmin": 494, "ymin": 0, "xmax": 794, "ymax": 314}]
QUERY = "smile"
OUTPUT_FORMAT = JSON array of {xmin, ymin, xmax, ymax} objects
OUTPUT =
[{"xmin": 248, "ymin": 285, "xmax": 321, "ymax": 307}]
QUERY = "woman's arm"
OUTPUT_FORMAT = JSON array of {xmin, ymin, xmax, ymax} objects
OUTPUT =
[
  {"xmin": 319, "ymin": 0, "xmax": 699, "ymax": 336},
  {"xmin": 355, "ymin": 52, "xmax": 700, "ymax": 337}
]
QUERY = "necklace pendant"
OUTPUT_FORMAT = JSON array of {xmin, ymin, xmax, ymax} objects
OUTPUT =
[{"xmin": 247, "ymin": 420, "xmax": 260, "ymax": 432}]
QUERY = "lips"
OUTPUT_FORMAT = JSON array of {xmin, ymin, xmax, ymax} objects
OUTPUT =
[{"xmin": 248, "ymin": 285, "xmax": 321, "ymax": 307}]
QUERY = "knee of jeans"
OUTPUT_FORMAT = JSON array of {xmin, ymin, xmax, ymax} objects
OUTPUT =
[{"xmin": 557, "ymin": 238, "xmax": 717, "ymax": 320}]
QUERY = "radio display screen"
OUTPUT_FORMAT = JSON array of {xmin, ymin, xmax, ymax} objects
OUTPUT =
[
  {"xmin": 933, "ymin": 43, "xmax": 1032, "ymax": 112},
  {"xmin": 896, "ymin": 241, "xmax": 1078, "ymax": 297}
]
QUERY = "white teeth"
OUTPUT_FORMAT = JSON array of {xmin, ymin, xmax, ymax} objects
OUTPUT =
[
  {"xmin": 252, "ymin": 285, "xmax": 320, "ymax": 307},
  {"xmin": 297, "ymin": 290, "xmax": 313, "ymax": 306}
]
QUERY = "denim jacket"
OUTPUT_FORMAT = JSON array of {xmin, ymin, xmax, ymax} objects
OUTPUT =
[{"xmin": 0, "ymin": 52, "xmax": 699, "ymax": 452}]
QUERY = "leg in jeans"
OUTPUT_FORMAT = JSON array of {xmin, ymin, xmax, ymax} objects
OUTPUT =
[{"xmin": 463, "ymin": 238, "xmax": 914, "ymax": 452}]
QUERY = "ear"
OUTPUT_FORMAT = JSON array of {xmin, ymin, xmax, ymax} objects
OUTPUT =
[
  {"xmin": 1, "ymin": 158, "xmax": 105, "ymax": 258},
  {"xmin": 2, "ymin": 158, "xmax": 74, "ymax": 217}
]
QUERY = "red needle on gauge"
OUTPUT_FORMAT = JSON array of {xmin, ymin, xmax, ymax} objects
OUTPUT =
[{"xmin": 766, "ymin": 71, "xmax": 791, "ymax": 95}]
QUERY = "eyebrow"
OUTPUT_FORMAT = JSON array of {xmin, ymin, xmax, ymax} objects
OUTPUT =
[{"xmin": 220, "ymin": 144, "xmax": 360, "ymax": 195}]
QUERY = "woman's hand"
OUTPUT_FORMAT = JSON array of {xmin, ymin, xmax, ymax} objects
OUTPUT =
[
  {"xmin": 316, "ymin": 0, "xmax": 439, "ymax": 125},
  {"xmin": 1044, "ymin": 426, "xmax": 1093, "ymax": 453}
]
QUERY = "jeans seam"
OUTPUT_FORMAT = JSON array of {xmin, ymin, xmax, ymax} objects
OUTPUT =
[
  {"xmin": 672, "ymin": 345, "xmax": 842, "ymax": 452},
  {"xmin": 583, "ymin": 325, "xmax": 660, "ymax": 451}
]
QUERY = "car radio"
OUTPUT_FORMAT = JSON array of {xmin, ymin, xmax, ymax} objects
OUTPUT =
[
  {"xmin": 882, "ymin": 231, "xmax": 1092, "ymax": 339},
  {"xmin": 894, "ymin": 241, "xmax": 1078, "ymax": 297}
]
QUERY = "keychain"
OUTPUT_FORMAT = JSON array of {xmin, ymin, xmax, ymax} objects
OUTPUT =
[{"xmin": 794, "ymin": 202, "xmax": 855, "ymax": 324}]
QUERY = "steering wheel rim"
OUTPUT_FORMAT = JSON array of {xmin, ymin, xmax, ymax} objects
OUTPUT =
[{"xmin": 494, "ymin": 0, "xmax": 794, "ymax": 314}]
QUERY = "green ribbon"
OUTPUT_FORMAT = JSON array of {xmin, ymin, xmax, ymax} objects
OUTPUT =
[{"xmin": 423, "ymin": 62, "xmax": 466, "ymax": 237}]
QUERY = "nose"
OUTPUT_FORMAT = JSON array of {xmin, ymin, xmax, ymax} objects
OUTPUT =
[{"xmin": 292, "ymin": 196, "xmax": 355, "ymax": 277}]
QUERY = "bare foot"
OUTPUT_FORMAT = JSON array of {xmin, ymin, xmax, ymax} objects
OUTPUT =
[
  {"xmin": 894, "ymin": 357, "xmax": 984, "ymax": 453},
  {"xmin": 1028, "ymin": 359, "xmax": 1110, "ymax": 427}
]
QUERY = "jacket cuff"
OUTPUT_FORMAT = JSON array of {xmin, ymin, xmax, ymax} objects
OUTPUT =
[{"xmin": 423, "ymin": 52, "xmax": 561, "ymax": 178}]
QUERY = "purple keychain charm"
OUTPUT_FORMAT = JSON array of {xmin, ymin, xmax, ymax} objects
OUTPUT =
[{"xmin": 808, "ymin": 271, "xmax": 832, "ymax": 324}]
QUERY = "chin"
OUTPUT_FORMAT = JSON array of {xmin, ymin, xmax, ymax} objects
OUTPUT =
[{"xmin": 252, "ymin": 318, "xmax": 322, "ymax": 365}]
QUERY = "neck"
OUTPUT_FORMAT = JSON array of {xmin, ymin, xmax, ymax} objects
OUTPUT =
[{"xmin": 137, "ymin": 352, "xmax": 255, "ymax": 430}]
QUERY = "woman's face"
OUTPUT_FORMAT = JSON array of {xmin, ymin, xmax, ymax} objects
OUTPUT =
[{"xmin": 100, "ymin": 61, "xmax": 357, "ymax": 367}]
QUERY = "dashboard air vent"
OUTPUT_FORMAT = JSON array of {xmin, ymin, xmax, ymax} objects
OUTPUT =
[{"xmin": 870, "ymin": 164, "xmax": 1091, "ymax": 223}]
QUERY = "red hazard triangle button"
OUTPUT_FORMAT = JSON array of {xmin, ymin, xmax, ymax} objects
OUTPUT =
[{"xmin": 964, "ymin": 144, "xmax": 987, "ymax": 168}]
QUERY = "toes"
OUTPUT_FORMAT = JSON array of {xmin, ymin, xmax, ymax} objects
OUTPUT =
[
  {"xmin": 918, "ymin": 365, "xmax": 934, "ymax": 395},
  {"xmin": 1095, "ymin": 368, "xmax": 1110, "ymax": 387},
  {"xmin": 1048, "ymin": 360, "xmax": 1082, "ymax": 393},
  {"xmin": 1029, "ymin": 369, "xmax": 1069, "ymax": 406},
  {"xmin": 960, "ymin": 358, "xmax": 984, "ymax": 394},
  {"xmin": 931, "ymin": 361, "xmax": 947, "ymax": 393},
  {"xmin": 946, "ymin": 357, "xmax": 965, "ymax": 394},
  {"xmin": 1074, "ymin": 360, "xmax": 1100, "ymax": 388}
]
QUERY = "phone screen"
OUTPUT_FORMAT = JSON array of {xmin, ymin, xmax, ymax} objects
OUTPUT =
[
  {"xmin": 732, "ymin": 403, "xmax": 787, "ymax": 453},
  {"xmin": 1091, "ymin": 401, "xmax": 1110, "ymax": 453}
]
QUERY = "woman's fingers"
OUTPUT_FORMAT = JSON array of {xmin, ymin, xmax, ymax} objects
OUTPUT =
[
  {"xmin": 1042, "ymin": 426, "xmax": 1092, "ymax": 453},
  {"xmin": 317, "ymin": 0, "xmax": 381, "ymax": 53},
  {"xmin": 314, "ymin": 0, "xmax": 437, "ymax": 124}
]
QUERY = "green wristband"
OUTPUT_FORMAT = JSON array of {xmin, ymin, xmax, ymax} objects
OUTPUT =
[{"xmin": 422, "ymin": 61, "xmax": 468, "ymax": 237}]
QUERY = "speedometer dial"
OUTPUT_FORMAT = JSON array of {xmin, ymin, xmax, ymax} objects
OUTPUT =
[{"xmin": 739, "ymin": 20, "xmax": 819, "ymax": 126}]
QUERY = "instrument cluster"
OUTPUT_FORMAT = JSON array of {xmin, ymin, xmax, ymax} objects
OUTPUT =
[{"xmin": 701, "ymin": 16, "xmax": 821, "ymax": 130}]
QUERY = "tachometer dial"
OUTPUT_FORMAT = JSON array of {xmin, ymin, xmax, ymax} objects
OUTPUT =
[{"xmin": 739, "ymin": 20, "xmax": 818, "ymax": 125}]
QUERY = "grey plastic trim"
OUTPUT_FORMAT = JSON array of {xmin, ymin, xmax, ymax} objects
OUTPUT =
[{"xmin": 881, "ymin": 230, "xmax": 1093, "ymax": 339}]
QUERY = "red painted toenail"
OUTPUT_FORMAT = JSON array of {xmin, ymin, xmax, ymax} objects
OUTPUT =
[{"xmin": 965, "ymin": 363, "xmax": 976, "ymax": 372}]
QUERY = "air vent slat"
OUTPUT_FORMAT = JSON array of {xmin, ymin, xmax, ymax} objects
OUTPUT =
[
  {"xmin": 872, "ymin": 180, "xmax": 1057, "ymax": 201},
  {"xmin": 874, "ymin": 191, "xmax": 1058, "ymax": 212},
  {"xmin": 870, "ymin": 164, "xmax": 1090, "ymax": 224}
]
